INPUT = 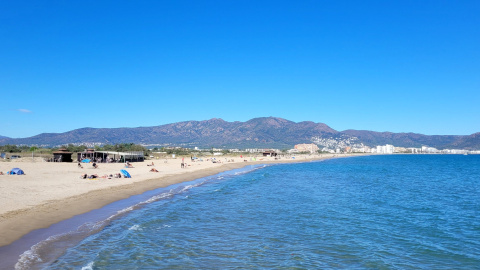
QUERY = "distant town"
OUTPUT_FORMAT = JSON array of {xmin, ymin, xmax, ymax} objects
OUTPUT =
[
  {"xmin": 2, "ymin": 140, "xmax": 478, "ymax": 163},
  {"xmin": 165, "ymin": 143, "xmax": 480, "ymax": 156},
  {"xmin": 236, "ymin": 144, "xmax": 480, "ymax": 155}
]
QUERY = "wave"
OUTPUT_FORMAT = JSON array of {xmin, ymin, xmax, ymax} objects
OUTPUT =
[
  {"xmin": 81, "ymin": 261, "xmax": 95, "ymax": 270},
  {"xmin": 128, "ymin": 224, "xmax": 142, "ymax": 231},
  {"xmin": 13, "ymin": 164, "xmax": 267, "ymax": 269}
]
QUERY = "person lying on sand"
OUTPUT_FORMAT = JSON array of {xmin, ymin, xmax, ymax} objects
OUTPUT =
[
  {"xmin": 147, "ymin": 162, "xmax": 154, "ymax": 166},
  {"xmin": 150, "ymin": 168, "xmax": 159, "ymax": 172},
  {"xmin": 81, "ymin": 174, "xmax": 100, "ymax": 179},
  {"xmin": 114, "ymin": 173, "xmax": 122, "ymax": 178}
]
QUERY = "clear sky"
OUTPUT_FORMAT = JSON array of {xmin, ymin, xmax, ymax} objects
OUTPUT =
[{"xmin": 1, "ymin": 0, "xmax": 479, "ymax": 138}]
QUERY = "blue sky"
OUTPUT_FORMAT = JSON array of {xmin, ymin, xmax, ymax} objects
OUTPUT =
[{"xmin": 1, "ymin": 0, "xmax": 479, "ymax": 138}]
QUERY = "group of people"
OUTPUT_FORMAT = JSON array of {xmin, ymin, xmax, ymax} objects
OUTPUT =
[
  {"xmin": 78, "ymin": 162, "xmax": 98, "ymax": 169},
  {"xmin": 210, "ymin": 159, "xmax": 222, "ymax": 164},
  {"xmin": 79, "ymin": 161, "xmax": 140, "ymax": 169},
  {"xmin": 80, "ymin": 173, "xmax": 123, "ymax": 179},
  {"xmin": 78, "ymin": 160, "xmax": 162, "ymax": 178}
]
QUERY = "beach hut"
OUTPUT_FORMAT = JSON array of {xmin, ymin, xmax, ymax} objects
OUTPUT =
[
  {"xmin": 8, "ymin": 168, "xmax": 25, "ymax": 175},
  {"xmin": 52, "ymin": 148, "xmax": 73, "ymax": 162},
  {"xmin": 78, "ymin": 150, "xmax": 145, "ymax": 163},
  {"xmin": 77, "ymin": 149, "xmax": 96, "ymax": 162},
  {"xmin": 262, "ymin": 150, "xmax": 278, "ymax": 157}
]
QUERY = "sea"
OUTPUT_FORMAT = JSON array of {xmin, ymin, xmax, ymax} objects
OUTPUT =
[{"xmin": 1, "ymin": 154, "xmax": 479, "ymax": 269}]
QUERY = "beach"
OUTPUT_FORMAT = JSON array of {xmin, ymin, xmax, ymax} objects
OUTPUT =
[{"xmin": 0, "ymin": 154, "xmax": 356, "ymax": 247}]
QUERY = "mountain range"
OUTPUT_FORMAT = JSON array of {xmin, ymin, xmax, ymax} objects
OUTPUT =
[{"xmin": 0, "ymin": 117, "xmax": 478, "ymax": 150}]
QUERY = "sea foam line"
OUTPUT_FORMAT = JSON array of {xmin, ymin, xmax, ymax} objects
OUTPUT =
[
  {"xmin": 15, "ymin": 187, "xmax": 180, "ymax": 269},
  {"xmin": 14, "ymin": 164, "xmax": 267, "ymax": 269},
  {"xmin": 81, "ymin": 261, "xmax": 95, "ymax": 270}
]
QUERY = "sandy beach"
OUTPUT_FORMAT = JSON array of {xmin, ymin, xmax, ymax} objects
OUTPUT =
[{"xmin": 0, "ymin": 154, "xmax": 361, "ymax": 247}]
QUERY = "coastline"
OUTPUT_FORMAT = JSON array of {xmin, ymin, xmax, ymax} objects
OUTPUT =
[{"xmin": 0, "ymin": 154, "xmax": 363, "ymax": 247}]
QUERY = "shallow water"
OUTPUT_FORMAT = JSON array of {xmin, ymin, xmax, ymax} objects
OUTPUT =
[{"xmin": 10, "ymin": 155, "xmax": 480, "ymax": 269}]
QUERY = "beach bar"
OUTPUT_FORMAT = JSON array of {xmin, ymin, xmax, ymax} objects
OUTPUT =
[
  {"xmin": 52, "ymin": 148, "xmax": 73, "ymax": 162},
  {"xmin": 262, "ymin": 150, "xmax": 278, "ymax": 157},
  {"xmin": 77, "ymin": 149, "xmax": 144, "ymax": 163}
]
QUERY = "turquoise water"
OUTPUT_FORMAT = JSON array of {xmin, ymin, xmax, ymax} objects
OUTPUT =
[{"xmin": 15, "ymin": 155, "xmax": 480, "ymax": 269}]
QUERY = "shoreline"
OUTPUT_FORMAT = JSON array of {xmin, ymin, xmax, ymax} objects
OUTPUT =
[{"xmin": 0, "ymin": 154, "xmax": 363, "ymax": 247}]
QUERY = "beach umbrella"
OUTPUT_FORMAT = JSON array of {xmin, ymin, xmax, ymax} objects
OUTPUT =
[
  {"xmin": 120, "ymin": 169, "xmax": 131, "ymax": 178},
  {"xmin": 9, "ymin": 168, "xmax": 25, "ymax": 175}
]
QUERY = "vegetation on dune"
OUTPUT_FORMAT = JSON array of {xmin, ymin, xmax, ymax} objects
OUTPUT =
[
  {"xmin": 0, "ymin": 143, "xmax": 151, "ymax": 158},
  {"xmin": 0, "ymin": 144, "xmax": 32, "ymax": 153}
]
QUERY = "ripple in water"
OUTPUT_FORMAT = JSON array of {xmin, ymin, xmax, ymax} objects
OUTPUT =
[{"xmin": 37, "ymin": 156, "xmax": 480, "ymax": 269}]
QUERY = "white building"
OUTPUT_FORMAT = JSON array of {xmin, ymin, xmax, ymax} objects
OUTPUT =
[
  {"xmin": 287, "ymin": 149, "xmax": 300, "ymax": 154},
  {"xmin": 376, "ymin": 144, "xmax": 394, "ymax": 154},
  {"xmin": 422, "ymin": 146, "xmax": 439, "ymax": 153}
]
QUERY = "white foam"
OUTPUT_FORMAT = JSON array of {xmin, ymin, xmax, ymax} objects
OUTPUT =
[
  {"xmin": 81, "ymin": 261, "xmax": 95, "ymax": 270},
  {"xmin": 14, "ymin": 164, "xmax": 269, "ymax": 269},
  {"xmin": 15, "ymin": 232, "xmax": 69, "ymax": 269},
  {"xmin": 15, "ymin": 249, "xmax": 42, "ymax": 270},
  {"xmin": 128, "ymin": 224, "xmax": 141, "ymax": 231},
  {"xmin": 154, "ymin": 224, "xmax": 172, "ymax": 231}
]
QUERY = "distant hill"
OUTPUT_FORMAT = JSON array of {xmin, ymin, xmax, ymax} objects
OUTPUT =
[
  {"xmin": 440, "ymin": 132, "xmax": 480, "ymax": 150},
  {"xmin": 0, "ymin": 117, "xmax": 478, "ymax": 150},
  {"xmin": 0, "ymin": 135, "xmax": 8, "ymax": 139},
  {"xmin": 341, "ymin": 130, "xmax": 462, "ymax": 149},
  {"xmin": 0, "ymin": 117, "xmax": 337, "ymax": 149}
]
